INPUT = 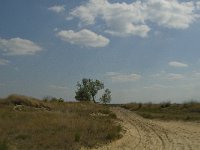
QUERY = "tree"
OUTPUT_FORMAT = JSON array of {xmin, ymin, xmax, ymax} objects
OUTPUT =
[
  {"xmin": 100, "ymin": 89, "xmax": 111, "ymax": 104},
  {"xmin": 75, "ymin": 78, "xmax": 104, "ymax": 103},
  {"xmin": 75, "ymin": 85, "xmax": 91, "ymax": 101},
  {"xmin": 89, "ymin": 79, "xmax": 104, "ymax": 103}
]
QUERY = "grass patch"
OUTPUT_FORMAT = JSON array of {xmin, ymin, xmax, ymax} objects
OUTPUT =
[
  {"xmin": 0, "ymin": 95, "xmax": 121, "ymax": 150},
  {"xmin": 0, "ymin": 140, "xmax": 8, "ymax": 150},
  {"xmin": 74, "ymin": 133, "xmax": 81, "ymax": 142},
  {"xmin": 118, "ymin": 101, "xmax": 200, "ymax": 121}
]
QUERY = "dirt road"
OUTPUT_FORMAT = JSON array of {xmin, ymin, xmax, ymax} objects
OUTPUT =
[{"xmin": 83, "ymin": 107, "xmax": 200, "ymax": 150}]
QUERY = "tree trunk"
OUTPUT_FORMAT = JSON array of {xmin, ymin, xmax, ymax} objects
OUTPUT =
[{"xmin": 92, "ymin": 96, "xmax": 96, "ymax": 103}]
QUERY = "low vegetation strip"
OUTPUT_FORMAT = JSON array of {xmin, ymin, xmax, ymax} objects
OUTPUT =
[
  {"xmin": 0, "ymin": 95, "xmax": 121, "ymax": 150},
  {"xmin": 117, "ymin": 101, "xmax": 200, "ymax": 121}
]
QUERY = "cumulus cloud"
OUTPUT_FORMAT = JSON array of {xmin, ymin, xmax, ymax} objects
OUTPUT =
[
  {"xmin": 166, "ymin": 73, "xmax": 184, "ymax": 80},
  {"xmin": 0, "ymin": 58, "xmax": 10, "ymax": 66},
  {"xmin": 106, "ymin": 72, "xmax": 141, "ymax": 82},
  {"xmin": 69, "ymin": 0, "xmax": 199, "ymax": 37},
  {"xmin": 145, "ymin": 0, "xmax": 198, "ymax": 29},
  {"xmin": 70, "ymin": 0, "xmax": 150, "ymax": 37},
  {"xmin": 57, "ymin": 29, "xmax": 109, "ymax": 47},
  {"xmin": 48, "ymin": 5, "xmax": 65, "ymax": 13},
  {"xmin": 152, "ymin": 71, "xmax": 185, "ymax": 80},
  {"xmin": 0, "ymin": 37, "xmax": 42, "ymax": 56},
  {"xmin": 168, "ymin": 61, "xmax": 188, "ymax": 67}
]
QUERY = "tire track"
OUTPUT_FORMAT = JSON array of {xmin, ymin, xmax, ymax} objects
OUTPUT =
[
  {"xmin": 120, "ymin": 110, "xmax": 142, "ymax": 149},
  {"xmin": 81, "ymin": 107, "xmax": 200, "ymax": 150}
]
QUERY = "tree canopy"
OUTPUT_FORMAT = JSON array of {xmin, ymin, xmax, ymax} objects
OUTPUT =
[
  {"xmin": 99, "ymin": 89, "xmax": 111, "ymax": 104},
  {"xmin": 75, "ymin": 78, "xmax": 111, "ymax": 103}
]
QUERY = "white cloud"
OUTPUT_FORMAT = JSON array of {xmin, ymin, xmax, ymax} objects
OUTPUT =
[
  {"xmin": 70, "ymin": 0, "xmax": 150, "ymax": 37},
  {"xmin": 145, "ymin": 0, "xmax": 198, "ymax": 29},
  {"xmin": 166, "ymin": 73, "xmax": 184, "ymax": 80},
  {"xmin": 70, "ymin": 0, "xmax": 199, "ymax": 37},
  {"xmin": 152, "ymin": 71, "xmax": 184, "ymax": 80},
  {"xmin": 106, "ymin": 72, "xmax": 141, "ymax": 82},
  {"xmin": 57, "ymin": 29, "xmax": 109, "ymax": 47},
  {"xmin": 48, "ymin": 5, "xmax": 65, "ymax": 13},
  {"xmin": 196, "ymin": 1, "xmax": 200, "ymax": 9},
  {"xmin": 144, "ymin": 84, "xmax": 170, "ymax": 89},
  {"xmin": 168, "ymin": 61, "xmax": 188, "ymax": 67},
  {"xmin": 0, "ymin": 37, "xmax": 42, "ymax": 56},
  {"xmin": 54, "ymin": 28, "xmax": 58, "ymax": 32},
  {"xmin": 0, "ymin": 59, "xmax": 10, "ymax": 66}
]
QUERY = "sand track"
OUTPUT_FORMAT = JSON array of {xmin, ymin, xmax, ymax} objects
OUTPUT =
[{"xmin": 82, "ymin": 107, "xmax": 200, "ymax": 150}]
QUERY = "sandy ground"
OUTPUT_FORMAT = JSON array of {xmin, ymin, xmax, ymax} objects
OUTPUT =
[{"xmin": 82, "ymin": 107, "xmax": 200, "ymax": 150}]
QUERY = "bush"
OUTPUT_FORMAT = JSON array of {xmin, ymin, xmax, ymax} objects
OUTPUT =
[
  {"xmin": 138, "ymin": 103, "xmax": 142, "ymax": 109},
  {"xmin": 43, "ymin": 96, "xmax": 64, "ymax": 103},
  {"xmin": 140, "ymin": 113, "xmax": 153, "ymax": 119},
  {"xmin": 0, "ymin": 140, "xmax": 8, "ymax": 150},
  {"xmin": 109, "ymin": 112, "xmax": 117, "ymax": 119},
  {"xmin": 74, "ymin": 133, "xmax": 81, "ymax": 142},
  {"xmin": 160, "ymin": 101, "xmax": 171, "ymax": 108}
]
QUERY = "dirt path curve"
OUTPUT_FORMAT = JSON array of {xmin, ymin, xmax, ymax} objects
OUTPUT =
[{"xmin": 82, "ymin": 107, "xmax": 200, "ymax": 150}]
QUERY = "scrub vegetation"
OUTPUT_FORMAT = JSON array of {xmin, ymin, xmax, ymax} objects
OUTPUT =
[
  {"xmin": 0, "ymin": 94, "xmax": 121, "ymax": 150},
  {"xmin": 118, "ymin": 101, "xmax": 200, "ymax": 121}
]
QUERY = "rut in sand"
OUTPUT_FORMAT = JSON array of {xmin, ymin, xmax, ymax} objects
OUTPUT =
[{"xmin": 82, "ymin": 107, "xmax": 200, "ymax": 150}]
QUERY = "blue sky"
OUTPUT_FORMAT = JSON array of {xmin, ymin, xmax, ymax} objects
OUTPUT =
[{"xmin": 1, "ymin": 0, "xmax": 200, "ymax": 103}]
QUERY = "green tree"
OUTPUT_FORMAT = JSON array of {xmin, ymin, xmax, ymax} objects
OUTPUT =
[
  {"xmin": 75, "ymin": 78, "xmax": 104, "ymax": 103},
  {"xmin": 75, "ymin": 80, "xmax": 91, "ymax": 101},
  {"xmin": 100, "ymin": 89, "xmax": 111, "ymax": 104}
]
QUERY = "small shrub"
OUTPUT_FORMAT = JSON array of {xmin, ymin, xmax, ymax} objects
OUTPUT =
[
  {"xmin": 50, "ymin": 97, "xmax": 58, "ymax": 102},
  {"xmin": 58, "ymin": 98, "xmax": 64, "ymax": 103},
  {"xmin": 160, "ymin": 101, "xmax": 171, "ymax": 108},
  {"xmin": 138, "ymin": 103, "xmax": 142, "ymax": 109},
  {"xmin": 99, "ymin": 109, "xmax": 110, "ymax": 115},
  {"xmin": 140, "ymin": 113, "xmax": 153, "ymax": 119},
  {"xmin": 106, "ymin": 125, "xmax": 121, "ymax": 141},
  {"xmin": 146, "ymin": 102, "xmax": 152, "ymax": 108},
  {"xmin": 185, "ymin": 116, "xmax": 191, "ymax": 120},
  {"xmin": 116, "ymin": 125, "xmax": 122, "ymax": 133},
  {"xmin": 74, "ymin": 133, "xmax": 81, "ymax": 142},
  {"xmin": 105, "ymin": 133, "xmax": 113, "ymax": 140},
  {"xmin": 0, "ymin": 141, "xmax": 8, "ymax": 150},
  {"xmin": 43, "ymin": 96, "xmax": 64, "ymax": 103},
  {"xmin": 15, "ymin": 134, "xmax": 30, "ymax": 140},
  {"xmin": 109, "ymin": 112, "xmax": 117, "ymax": 119}
]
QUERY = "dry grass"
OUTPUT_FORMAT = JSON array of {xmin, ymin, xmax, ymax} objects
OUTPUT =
[
  {"xmin": 0, "ymin": 95, "xmax": 121, "ymax": 150},
  {"xmin": 117, "ymin": 101, "xmax": 200, "ymax": 121}
]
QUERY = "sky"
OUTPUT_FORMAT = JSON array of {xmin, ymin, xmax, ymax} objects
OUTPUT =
[{"xmin": 1, "ymin": 0, "xmax": 200, "ymax": 103}]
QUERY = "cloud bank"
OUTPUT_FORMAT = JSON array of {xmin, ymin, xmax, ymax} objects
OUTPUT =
[
  {"xmin": 168, "ymin": 61, "xmax": 188, "ymax": 68},
  {"xmin": 57, "ymin": 29, "xmax": 109, "ymax": 47},
  {"xmin": 48, "ymin": 5, "xmax": 65, "ymax": 13},
  {"xmin": 106, "ymin": 72, "xmax": 141, "ymax": 82},
  {"xmin": 0, "ymin": 37, "xmax": 42, "ymax": 56},
  {"xmin": 70, "ymin": 0, "xmax": 200, "ymax": 37}
]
